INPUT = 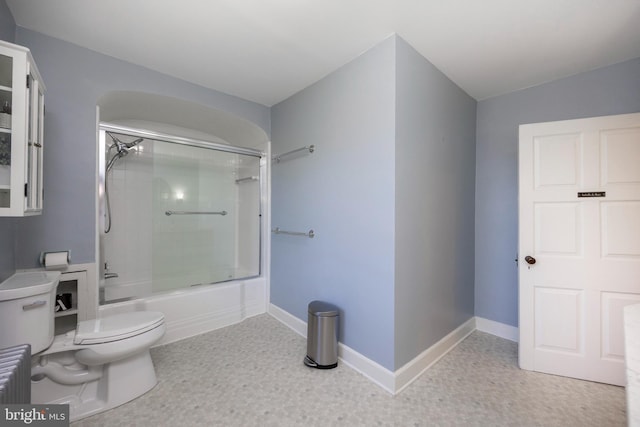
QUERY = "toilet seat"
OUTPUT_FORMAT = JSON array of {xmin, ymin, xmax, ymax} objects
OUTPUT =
[{"xmin": 74, "ymin": 311, "xmax": 165, "ymax": 345}]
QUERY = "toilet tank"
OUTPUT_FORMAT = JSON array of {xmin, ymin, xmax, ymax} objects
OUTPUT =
[{"xmin": 0, "ymin": 271, "xmax": 61, "ymax": 353}]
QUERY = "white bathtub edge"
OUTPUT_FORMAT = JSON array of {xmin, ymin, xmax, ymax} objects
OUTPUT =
[{"xmin": 99, "ymin": 278, "xmax": 267, "ymax": 347}]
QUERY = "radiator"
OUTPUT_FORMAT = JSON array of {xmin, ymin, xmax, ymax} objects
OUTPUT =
[{"xmin": 0, "ymin": 344, "xmax": 31, "ymax": 404}]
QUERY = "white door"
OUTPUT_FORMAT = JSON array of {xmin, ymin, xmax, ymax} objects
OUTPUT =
[{"xmin": 519, "ymin": 112, "xmax": 640, "ymax": 386}]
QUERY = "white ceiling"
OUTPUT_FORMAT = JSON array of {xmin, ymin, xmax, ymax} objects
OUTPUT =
[{"xmin": 6, "ymin": 0, "xmax": 640, "ymax": 106}]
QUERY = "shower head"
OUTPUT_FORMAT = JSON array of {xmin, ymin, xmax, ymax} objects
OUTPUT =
[
  {"xmin": 123, "ymin": 138, "xmax": 144, "ymax": 149},
  {"xmin": 108, "ymin": 133, "xmax": 144, "ymax": 153},
  {"xmin": 113, "ymin": 137, "xmax": 143, "ymax": 158},
  {"xmin": 105, "ymin": 135, "xmax": 144, "ymax": 172},
  {"xmin": 104, "ymin": 133, "xmax": 145, "ymax": 234}
]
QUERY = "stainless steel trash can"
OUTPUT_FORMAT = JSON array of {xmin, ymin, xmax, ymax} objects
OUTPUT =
[{"xmin": 304, "ymin": 300, "xmax": 339, "ymax": 369}]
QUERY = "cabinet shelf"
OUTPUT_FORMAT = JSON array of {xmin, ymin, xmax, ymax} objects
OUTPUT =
[
  {"xmin": 55, "ymin": 308, "xmax": 78, "ymax": 318},
  {"xmin": 0, "ymin": 84, "xmax": 11, "ymax": 92},
  {"xmin": 0, "ymin": 127, "xmax": 10, "ymax": 133},
  {"xmin": 53, "ymin": 270, "xmax": 86, "ymax": 335}
]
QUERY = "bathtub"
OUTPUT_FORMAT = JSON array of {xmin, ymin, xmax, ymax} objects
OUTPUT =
[{"xmin": 98, "ymin": 277, "xmax": 267, "ymax": 346}]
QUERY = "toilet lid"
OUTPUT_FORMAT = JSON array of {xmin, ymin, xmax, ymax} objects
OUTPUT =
[
  {"xmin": 0, "ymin": 271, "xmax": 60, "ymax": 301},
  {"xmin": 74, "ymin": 311, "xmax": 165, "ymax": 345}
]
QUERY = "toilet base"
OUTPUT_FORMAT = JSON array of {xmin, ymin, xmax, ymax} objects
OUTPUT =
[{"xmin": 32, "ymin": 349, "xmax": 158, "ymax": 421}]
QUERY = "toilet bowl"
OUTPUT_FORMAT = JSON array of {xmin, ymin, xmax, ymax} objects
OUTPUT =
[{"xmin": 0, "ymin": 271, "xmax": 166, "ymax": 421}]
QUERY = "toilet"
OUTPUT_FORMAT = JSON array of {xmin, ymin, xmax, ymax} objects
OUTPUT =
[{"xmin": 0, "ymin": 271, "xmax": 166, "ymax": 421}]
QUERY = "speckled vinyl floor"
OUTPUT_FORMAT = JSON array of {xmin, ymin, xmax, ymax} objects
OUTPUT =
[{"xmin": 73, "ymin": 314, "xmax": 626, "ymax": 426}]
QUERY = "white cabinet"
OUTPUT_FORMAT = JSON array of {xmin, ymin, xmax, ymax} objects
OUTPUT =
[{"xmin": 0, "ymin": 40, "xmax": 45, "ymax": 216}]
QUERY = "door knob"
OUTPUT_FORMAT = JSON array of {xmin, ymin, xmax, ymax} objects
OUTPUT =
[{"xmin": 525, "ymin": 256, "xmax": 536, "ymax": 265}]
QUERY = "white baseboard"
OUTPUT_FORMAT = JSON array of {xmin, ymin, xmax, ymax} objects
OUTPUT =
[
  {"xmin": 268, "ymin": 304, "xmax": 395, "ymax": 394},
  {"xmin": 475, "ymin": 316, "xmax": 519, "ymax": 342},
  {"xmin": 338, "ymin": 341, "xmax": 395, "ymax": 394},
  {"xmin": 268, "ymin": 304, "xmax": 476, "ymax": 395},
  {"xmin": 394, "ymin": 317, "xmax": 476, "ymax": 394},
  {"xmin": 268, "ymin": 303, "xmax": 307, "ymax": 337},
  {"xmin": 268, "ymin": 305, "xmax": 519, "ymax": 394}
]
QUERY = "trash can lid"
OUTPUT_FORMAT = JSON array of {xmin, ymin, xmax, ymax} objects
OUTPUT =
[{"xmin": 308, "ymin": 300, "xmax": 339, "ymax": 317}]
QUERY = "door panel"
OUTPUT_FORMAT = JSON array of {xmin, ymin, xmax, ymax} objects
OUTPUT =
[
  {"xmin": 601, "ymin": 202, "xmax": 640, "ymax": 258},
  {"xmin": 601, "ymin": 292, "xmax": 640, "ymax": 361},
  {"xmin": 601, "ymin": 127, "xmax": 640, "ymax": 185},
  {"xmin": 534, "ymin": 202, "xmax": 582, "ymax": 255},
  {"xmin": 534, "ymin": 133, "xmax": 583, "ymax": 188},
  {"xmin": 534, "ymin": 287, "xmax": 584, "ymax": 353},
  {"xmin": 519, "ymin": 112, "xmax": 640, "ymax": 386}
]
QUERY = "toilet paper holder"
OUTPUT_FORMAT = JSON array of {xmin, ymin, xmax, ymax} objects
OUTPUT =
[{"xmin": 39, "ymin": 251, "xmax": 71, "ymax": 269}]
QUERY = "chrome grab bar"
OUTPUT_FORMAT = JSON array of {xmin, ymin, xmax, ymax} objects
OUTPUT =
[
  {"xmin": 235, "ymin": 176, "xmax": 258, "ymax": 184},
  {"xmin": 272, "ymin": 227, "xmax": 314, "ymax": 238},
  {"xmin": 165, "ymin": 210, "xmax": 227, "ymax": 216},
  {"xmin": 272, "ymin": 145, "xmax": 314, "ymax": 163}
]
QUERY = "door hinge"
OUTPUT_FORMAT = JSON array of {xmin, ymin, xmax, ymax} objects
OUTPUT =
[
  {"xmin": 26, "ymin": 75, "xmax": 30, "ymax": 89},
  {"xmin": 24, "ymin": 183, "xmax": 28, "ymax": 197}
]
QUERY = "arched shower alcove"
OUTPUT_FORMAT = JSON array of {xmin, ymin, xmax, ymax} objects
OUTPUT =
[
  {"xmin": 98, "ymin": 91, "xmax": 269, "ymax": 148},
  {"xmin": 95, "ymin": 91, "xmax": 270, "ymax": 345}
]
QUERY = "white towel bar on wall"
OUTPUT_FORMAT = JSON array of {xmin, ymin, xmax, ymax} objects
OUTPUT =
[
  {"xmin": 272, "ymin": 227, "xmax": 314, "ymax": 238},
  {"xmin": 165, "ymin": 210, "xmax": 227, "ymax": 216},
  {"xmin": 272, "ymin": 145, "xmax": 315, "ymax": 163}
]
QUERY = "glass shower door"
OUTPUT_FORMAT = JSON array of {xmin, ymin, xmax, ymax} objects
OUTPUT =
[
  {"xmin": 100, "ymin": 128, "xmax": 262, "ymax": 303},
  {"xmin": 151, "ymin": 142, "xmax": 261, "ymax": 292}
]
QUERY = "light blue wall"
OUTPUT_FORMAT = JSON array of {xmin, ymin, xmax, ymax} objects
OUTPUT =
[
  {"xmin": 475, "ymin": 57, "xmax": 640, "ymax": 326},
  {"xmin": 271, "ymin": 35, "xmax": 478, "ymax": 370},
  {"xmin": 394, "ymin": 37, "xmax": 476, "ymax": 369},
  {"xmin": 0, "ymin": 0, "xmax": 14, "ymax": 43},
  {"xmin": 271, "ymin": 36, "xmax": 397, "ymax": 369},
  {"xmin": 0, "ymin": 0, "xmax": 15, "ymax": 281},
  {"xmin": 12, "ymin": 28, "xmax": 270, "ymax": 268}
]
